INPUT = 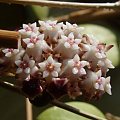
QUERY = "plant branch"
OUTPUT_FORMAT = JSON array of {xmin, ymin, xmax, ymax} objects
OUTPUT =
[
  {"xmin": 0, "ymin": 30, "xmax": 20, "ymax": 48},
  {"xmin": 0, "ymin": 0, "xmax": 120, "ymax": 9},
  {"xmin": 56, "ymin": 9, "xmax": 120, "ymax": 23},
  {"xmin": 0, "ymin": 80, "xmax": 106, "ymax": 120}
]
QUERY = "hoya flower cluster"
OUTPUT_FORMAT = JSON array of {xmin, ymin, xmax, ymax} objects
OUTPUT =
[{"xmin": 0, "ymin": 20, "xmax": 114, "ymax": 101}]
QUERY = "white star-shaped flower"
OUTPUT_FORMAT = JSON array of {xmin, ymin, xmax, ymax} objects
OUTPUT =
[
  {"xmin": 15, "ymin": 54, "xmax": 38, "ymax": 75},
  {"xmin": 23, "ymin": 33, "xmax": 44, "ymax": 48},
  {"xmin": 38, "ymin": 56, "xmax": 62, "ymax": 78},
  {"xmin": 39, "ymin": 20, "xmax": 63, "ymax": 42},
  {"xmin": 68, "ymin": 54, "xmax": 89, "ymax": 75},
  {"xmin": 19, "ymin": 22, "xmax": 39, "ymax": 37},
  {"xmin": 63, "ymin": 22, "xmax": 84, "ymax": 38},
  {"xmin": 2, "ymin": 48, "xmax": 19, "ymax": 57},
  {"xmin": 61, "ymin": 32, "xmax": 81, "ymax": 50},
  {"xmin": 94, "ymin": 70, "xmax": 112, "ymax": 95}
]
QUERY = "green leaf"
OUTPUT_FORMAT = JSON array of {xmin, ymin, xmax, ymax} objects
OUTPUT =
[
  {"xmin": 37, "ymin": 102, "xmax": 105, "ymax": 120},
  {"xmin": 80, "ymin": 24, "xmax": 120, "ymax": 66}
]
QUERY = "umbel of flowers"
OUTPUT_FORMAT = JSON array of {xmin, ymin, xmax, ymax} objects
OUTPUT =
[{"xmin": 0, "ymin": 20, "xmax": 114, "ymax": 103}]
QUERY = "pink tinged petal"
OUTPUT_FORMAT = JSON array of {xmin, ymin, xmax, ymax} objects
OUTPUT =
[
  {"xmin": 13, "ymin": 49, "xmax": 19, "ymax": 54},
  {"xmin": 101, "ymin": 53, "xmax": 106, "ymax": 58},
  {"xmin": 54, "ymin": 63, "xmax": 62, "ymax": 68},
  {"xmin": 98, "ymin": 60, "xmax": 104, "ymax": 66},
  {"xmin": 106, "ymin": 76, "xmax": 111, "ymax": 83},
  {"xmin": 105, "ymin": 84, "xmax": 112, "ymax": 95},
  {"xmin": 23, "ymin": 54, "xmax": 29, "ymax": 61},
  {"xmin": 96, "ymin": 70, "xmax": 102, "ymax": 78},
  {"xmin": 72, "ymin": 67, "xmax": 78, "ymax": 74},
  {"xmin": 73, "ymin": 54, "xmax": 80, "ymax": 62},
  {"xmin": 31, "ymin": 32, "xmax": 37, "ymax": 38},
  {"xmin": 68, "ymin": 60, "xmax": 74, "ymax": 67},
  {"xmin": 29, "ymin": 60, "xmax": 35, "ymax": 68},
  {"xmin": 38, "ymin": 62, "xmax": 46, "ymax": 70},
  {"xmin": 15, "ymin": 60, "xmax": 22, "ymax": 66},
  {"xmin": 31, "ymin": 22, "xmax": 37, "ymax": 28},
  {"xmin": 79, "ymin": 68, "xmax": 86, "ymax": 75},
  {"xmin": 2, "ymin": 49, "xmax": 9, "ymax": 53},
  {"xmin": 38, "ymin": 34, "xmax": 44, "ymax": 40},
  {"xmin": 95, "ymin": 52, "xmax": 103, "ymax": 58},
  {"xmin": 64, "ymin": 42, "xmax": 70, "ymax": 48},
  {"xmin": 24, "ymin": 67, "xmax": 30, "ymax": 74},
  {"xmin": 51, "ymin": 71, "xmax": 58, "ymax": 77},
  {"xmin": 72, "ymin": 44, "xmax": 79, "ymax": 50},
  {"xmin": 47, "ymin": 56, "xmax": 54, "ymax": 64},
  {"xmin": 80, "ymin": 61, "xmax": 89, "ymax": 67},
  {"xmin": 105, "ymin": 59, "xmax": 115, "ymax": 68},
  {"xmin": 74, "ymin": 39, "xmax": 81, "ymax": 44},
  {"xmin": 23, "ymin": 38, "xmax": 30, "ymax": 44},
  {"xmin": 43, "ymin": 70, "xmax": 49, "ymax": 78},
  {"xmin": 18, "ymin": 29, "xmax": 26, "ymax": 34},
  {"xmin": 23, "ymin": 24, "xmax": 29, "ymax": 29},
  {"xmin": 94, "ymin": 83, "xmax": 99, "ymax": 89},
  {"xmin": 27, "ymin": 43, "xmax": 34, "ymax": 48},
  {"xmin": 61, "ymin": 35, "xmax": 68, "ymax": 41},
  {"xmin": 55, "ymin": 68, "xmax": 61, "ymax": 72},
  {"xmin": 99, "ymin": 84, "xmax": 104, "ymax": 91},
  {"xmin": 68, "ymin": 32, "xmax": 74, "ymax": 39},
  {"xmin": 5, "ymin": 52, "xmax": 12, "ymax": 57},
  {"xmin": 16, "ymin": 68, "xmax": 23, "ymax": 74},
  {"xmin": 31, "ymin": 66, "xmax": 39, "ymax": 75},
  {"xmin": 38, "ymin": 20, "xmax": 44, "ymax": 25}
]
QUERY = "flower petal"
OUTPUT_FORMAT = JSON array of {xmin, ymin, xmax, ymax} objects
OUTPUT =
[
  {"xmin": 51, "ymin": 71, "xmax": 58, "ymax": 77},
  {"xmin": 29, "ymin": 60, "xmax": 35, "ymax": 68},
  {"xmin": 94, "ymin": 83, "xmax": 99, "ymax": 89},
  {"xmin": 5, "ymin": 52, "xmax": 12, "ymax": 57},
  {"xmin": 16, "ymin": 68, "xmax": 23, "ymax": 74},
  {"xmin": 47, "ymin": 56, "xmax": 54, "ymax": 64},
  {"xmin": 64, "ymin": 42, "xmax": 70, "ymax": 48},
  {"xmin": 27, "ymin": 43, "xmax": 34, "ymax": 48},
  {"xmin": 75, "ymin": 39, "xmax": 81, "ymax": 44},
  {"xmin": 96, "ymin": 70, "xmax": 102, "ymax": 78},
  {"xmin": 43, "ymin": 70, "xmax": 49, "ymax": 78},
  {"xmin": 68, "ymin": 32, "xmax": 74, "ymax": 39},
  {"xmin": 72, "ymin": 44, "xmax": 79, "ymax": 50},
  {"xmin": 79, "ymin": 68, "xmax": 86, "ymax": 75},
  {"xmin": 68, "ymin": 60, "xmax": 74, "ymax": 67},
  {"xmin": 38, "ymin": 62, "xmax": 46, "ymax": 71},
  {"xmin": 73, "ymin": 54, "xmax": 80, "ymax": 62},
  {"xmin": 72, "ymin": 67, "xmax": 78, "ymax": 74},
  {"xmin": 23, "ymin": 38, "xmax": 30, "ymax": 44},
  {"xmin": 15, "ymin": 60, "xmax": 22, "ymax": 66},
  {"xmin": 24, "ymin": 67, "xmax": 30, "ymax": 74}
]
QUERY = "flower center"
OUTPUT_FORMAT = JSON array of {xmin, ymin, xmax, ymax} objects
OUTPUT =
[
  {"xmin": 25, "ymin": 27, "xmax": 32, "ymax": 32},
  {"xmin": 8, "ymin": 48, "xmax": 14, "ymax": 52},
  {"xmin": 20, "ymin": 61, "xmax": 29, "ymax": 69},
  {"xmin": 74, "ymin": 61, "xmax": 80, "ymax": 68},
  {"xmin": 68, "ymin": 38, "xmax": 74, "ymax": 45},
  {"xmin": 30, "ymin": 37, "xmax": 38, "ymax": 44},
  {"xmin": 46, "ymin": 64, "xmax": 54, "ymax": 72},
  {"xmin": 96, "ymin": 78, "xmax": 102, "ymax": 85}
]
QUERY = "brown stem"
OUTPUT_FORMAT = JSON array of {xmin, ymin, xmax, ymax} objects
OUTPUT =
[
  {"xmin": 0, "ymin": 0, "xmax": 120, "ymax": 9},
  {"xmin": 56, "ymin": 9, "xmax": 120, "ymax": 23},
  {"xmin": 0, "ymin": 30, "xmax": 20, "ymax": 48},
  {"xmin": 0, "ymin": 80, "xmax": 106, "ymax": 120}
]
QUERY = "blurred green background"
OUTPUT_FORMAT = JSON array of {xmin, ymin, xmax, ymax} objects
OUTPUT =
[{"xmin": 0, "ymin": 0, "xmax": 120, "ymax": 120}]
